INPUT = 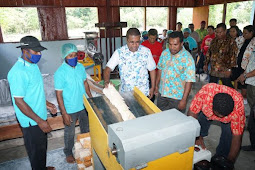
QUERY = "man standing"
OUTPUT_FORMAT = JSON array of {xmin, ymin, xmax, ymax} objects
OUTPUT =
[
  {"xmin": 142, "ymin": 29, "xmax": 163, "ymax": 101},
  {"xmin": 188, "ymin": 83, "xmax": 245, "ymax": 163},
  {"xmin": 104, "ymin": 28, "xmax": 156, "ymax": 99},
  {"xmin": 7, "ymin": 36, "xmax": 57, "ymax": 170},
  {"xmin": 54, "ymin": 43, "xmax": 92, "ymax": 163},
  {"xmin": 238, "ymin": 51, "xmax": 255, "ymax": 151},
  {"xmin": 176, "ymin": 22, "xmax": 183, "ymax": 32},
  {"xmin": 142, "ymin": 29, "xmax": 163, "ymax": 69},
  {"xmin": 189, "ymin": 23, "xmax": 201, "ymax": 43},
  {"xmin": 159, "ymin": 29, "xmax": 168, "ymax": 42},
  {"xmin": 196, "ymin": 21, "xmax": 208, "ymax": 41},
  {"xmin": 227, "ymin": 18, "xmax": 242, "ymax": 36},
  {"xmin": 204, "ymin": 23, "xmax": 238, "ymax": 88},
  {"xmin": 155, "ymin": 31, "xmax": 196, "ymax": 112}
]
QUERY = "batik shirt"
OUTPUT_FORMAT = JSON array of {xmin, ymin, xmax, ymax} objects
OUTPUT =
[
  {"xmin": 157, "ymin": 47, "xmax": 196, "ymax": 100},
  {"xmin": 106, "ymin": 45, "xmax": 156, "ymax": 96},
  {"xmin": 205, "ymin": 36, "xmax": 238, "ymax": 78},
  {"xmin": 190, "ymin": 83, "xmax": 245, "ymax": 135}
]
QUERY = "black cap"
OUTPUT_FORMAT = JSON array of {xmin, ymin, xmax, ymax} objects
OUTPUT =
[{"xmin": 16, "ymin": 36, "xmax": 47, "ymax": 52}]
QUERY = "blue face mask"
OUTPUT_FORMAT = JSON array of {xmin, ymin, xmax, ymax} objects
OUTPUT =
[
  {"xmin": 24, "ymin": 51, "xmax": 42, "ymax": 64},
  {"xmin": 66, "ymin": 57, "xmax": 78, "ymax": 67},
  {"xmin": 143, "ymin": 36, "xmax": 148, "ymax": 40}
]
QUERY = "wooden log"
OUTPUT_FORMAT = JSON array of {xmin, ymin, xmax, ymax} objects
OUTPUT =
[{"xmin": 0, "ymin": 115, "xmax": 79, "ymax": 141}]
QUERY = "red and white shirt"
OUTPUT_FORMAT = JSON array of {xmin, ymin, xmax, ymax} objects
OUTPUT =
[{"xmin": 189, "ymin": 83, "xmax": 245, "ymax": 135}]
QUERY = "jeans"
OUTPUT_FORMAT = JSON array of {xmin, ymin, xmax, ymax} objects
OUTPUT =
[
  {"xmin": 64, "ymin": 109, "xmax": 89, "ymax": 157},
  {"xmin": 209, "ymin": 75, "xmax": 233, "ymax": 88},
  {"xmin": 198, "ymin": 112, "xmax": 232, "ymax": 157},
  {"xmin": 22, "ymin": 125, "xmax": 47, "ymax": 170}
]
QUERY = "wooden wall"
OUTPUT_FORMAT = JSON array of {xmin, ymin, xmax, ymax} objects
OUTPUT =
[
  {"xmin": 195, "ymin": 0, "xmax": 251, "ymax": 6},
  {"xmin": 0, "ymin": 0, "xmax": 194, "ymax": 7}
]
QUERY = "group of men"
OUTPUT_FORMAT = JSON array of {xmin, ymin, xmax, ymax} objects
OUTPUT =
[
  {"xmin": 7, "ymin": 18, "xmax": 255, "ymax": 169},
  {"xmin": 8, "ymin": 37, "xmax": 92, "ymax": 169}
]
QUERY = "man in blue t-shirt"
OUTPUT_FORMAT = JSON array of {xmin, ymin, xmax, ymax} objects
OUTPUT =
[
  {"xmin": 54, "ymin": 43, "xmax": 92, "ymax": 163},
  {"xmin": 7, "ymin": 36, "xmax": 57, "ymax": 170}
]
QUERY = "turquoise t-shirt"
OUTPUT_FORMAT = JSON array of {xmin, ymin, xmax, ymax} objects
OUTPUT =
[
  {"xmin": 183, "ymin": 36, "xmax": 198, "ymax": 51},
  {"xmin": 7, "ymin": 58, "xmax": 47, "ymax": 128},
  {"xmin": 54, "ymin": 62, "xmax": 87, "ymax": 114}
]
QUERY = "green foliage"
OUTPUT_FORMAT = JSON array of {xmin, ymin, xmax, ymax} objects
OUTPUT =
[
  {"xmin": 120, "ymin": 7, "xmax": 144, "ymax": 29},
  {"xmin": 65, "ymin": 8, "xmax": 98, "ymax": 30},
  {"xmin": 177, "ymin": 8, "xmax": 193, "ymax": 29},
  {"xmin": 0, "ymin": 7, "xmax": 39, "ymax": 34}
]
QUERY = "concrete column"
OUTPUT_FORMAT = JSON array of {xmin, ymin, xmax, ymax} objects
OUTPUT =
[{"xmin": 192, "ymin": 6, "xmax": 209, "ymax": 30}]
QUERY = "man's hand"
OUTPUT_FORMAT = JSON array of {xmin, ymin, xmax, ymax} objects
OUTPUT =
[
  {"xmin": 148, "ymin": 87, "xmax": 155, "ymax": 99},
  {"xmin": 178, "ymin": 99, "xmax": 187, "ymax": 111},
  {"xmin": 37, "ymin": 119, "xmax": 52, "ymax": 133},
  {"xmin": 154, "ymin": 86, "xmax": 159, "ymax": 96},
  {"xmin": 104, "ymin": 81, "xmax": 113, "ymax": 88},
  {"xmin": 46, "ymin": 101, "xmax": 57, "ymax": 115},
  {"xmin": 203, "ymin": 64, "xmax": 208, "ymax": 72},
  {"xmin": 195, "ymin": 136, "xmax": 206, "ymax": 149},
  {"xmin": 237, "ymin": 74, "xmax": 246, "ymax": 85},
  {"xmin": 62, "ymin": 113, "xmax": 73, "ymax": 126}
]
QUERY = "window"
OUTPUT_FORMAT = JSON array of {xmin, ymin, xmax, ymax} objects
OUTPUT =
[
  {"xmin": 146, "ymin": 7, "xmax": 168, "ymax": 34},
  {"xmin": 0, "ymin": 7, "xmax": 41, "ymax": 42},
  {"xmin": 226, "ymin": 1, "xmax": 254, "ymax": 31},
  {"xmin": 208, "ymin": 4, "xmax": 224, "ymax": 27},
  {"xmin": 177, "ymin": 8, "xmax": 193, "ymax": 30},
  {"xmin": 65, "ymin": 8, "xmax": 98, "ymax": 39},
  {"xmin": 120, "ymin": 7, "xmax": 145, "ymax": 36}
]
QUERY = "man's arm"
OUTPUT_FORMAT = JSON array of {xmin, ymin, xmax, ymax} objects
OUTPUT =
[
  {"xmin": 84, "ymin": 80, "xmax": 93, "ymax": 98},
  {"xmin": 103, "ymin": 66, "xmax": 112, "ymax": 88},
  {"xmin": 55, "ymin": 90, "xmax": 72, "ymax": 126},
  {"xmin": 14, "ymin": 98, "xmax": 52, "ymax": 133},
  {"xmin": 154, "ymin": 69, "xmax": 162, "ymax": 95},
  {"xmin": 188, "ymin": 109, "xmax": 206, "ymax": 149},
  {"xmin": 178, "ymin": 82, "xmax": 193, "ymax": 110},
  {"xmin": 46, "ymin": 100, "xmax": 57, "ymax": 115},
  {"xmin": 148, "ymin": 69, "xmax": 156, "ymax": 99},
  {"xmin": 228, "ymin": 134, "xmax": 242, "ymax": 162}
]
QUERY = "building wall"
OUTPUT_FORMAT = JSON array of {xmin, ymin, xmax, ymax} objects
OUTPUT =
[{"xmin": 0, "ymin": 37, "xmax": 126, "ymax": 79}]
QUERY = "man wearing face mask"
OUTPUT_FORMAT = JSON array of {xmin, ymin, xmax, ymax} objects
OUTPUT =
[
  {"xmin": 54, "ymin": 43, "xmax": 92, "ymax": 163},
  {"xmin": 7, "ymin": 36, "xmax": 57, "ymax": 170}
]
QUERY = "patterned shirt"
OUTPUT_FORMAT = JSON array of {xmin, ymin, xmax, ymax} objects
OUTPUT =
[
  {"xmin": 205, "ymin": 36, "xmax": 238, "ymax": 78},
  {"xmin": 245, "ymin": 51, "xmax": 255, "ymax": 86},
  {"xmin": 189, "ymin": 83, "xmax": 245, "ymax": 135},
  {"xmin": 106, "ymin": 45, "xmax": 156, "ymax": 96},
  {"xmin": 157, "ymin": 47, "xmax": 196, "ymax": 100}
]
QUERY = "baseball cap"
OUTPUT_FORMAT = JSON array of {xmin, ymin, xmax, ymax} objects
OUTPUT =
[{"xmin": 16, "ymin": 36, "xmax": 47, "ymax": 52}]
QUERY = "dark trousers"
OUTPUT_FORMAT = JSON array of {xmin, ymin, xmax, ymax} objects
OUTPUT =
[
  {"xmin": 209, "ymin": 75, "xmax": 234, "ymax": 88},
  {"xmin": 156, "ymin": 93, "xmax": 185, "ymax": 113},
  {"xmin": 64, "ymin": 109, "xmax": 89, "ymax": 157},
  {"xmin": 198, "ymin": 112, "xmax": 232, "ymax": 157},
  {"xmin": 247, "ymin": 85, "xmax": 255, "ymax": 147},
  {"xmin": 22, "ymin": 125, "xmax": 47, "ymax": 170}
]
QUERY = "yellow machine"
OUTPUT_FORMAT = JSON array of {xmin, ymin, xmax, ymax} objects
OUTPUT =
[{"xmin": 83, "ymin": 87, "xmax": 200, "ymax": 170}]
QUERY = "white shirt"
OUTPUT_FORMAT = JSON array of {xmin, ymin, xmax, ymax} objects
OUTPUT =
[{"xmin": 106, "ymin": 45, "xmax": 156, "ymax": 95}]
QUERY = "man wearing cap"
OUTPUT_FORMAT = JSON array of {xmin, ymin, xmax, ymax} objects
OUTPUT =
[
  {"xmin": 54, "ymin": 43, "xmax": 92, "ymax": 163},
  {"xmin": 104, "ymin": 28, "xmax": 156, "ymax": 99},
  {"xmin": 7, "ymin": 36, "xmax": 57, "ymax": 170}
]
